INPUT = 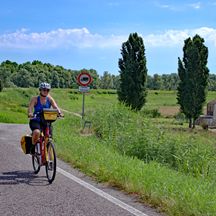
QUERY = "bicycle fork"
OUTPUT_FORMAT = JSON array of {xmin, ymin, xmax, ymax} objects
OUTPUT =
[{"xmin": 36, "ymin": 132, "xmax": 47, "ymax": 166}]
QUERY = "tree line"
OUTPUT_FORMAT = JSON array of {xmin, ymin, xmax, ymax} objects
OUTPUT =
[
  {"xmin": 0, "ymin": 60, "xmax": 216, "ymax": 91},
  {"xmin": 0, "ymin": 32, "xmax": 213, "ymax": 128}
]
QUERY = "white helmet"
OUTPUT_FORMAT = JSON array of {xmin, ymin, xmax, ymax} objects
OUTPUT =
[{"xmin": 39, "ymin": 82, "xmax": 51, "ymax": 90}]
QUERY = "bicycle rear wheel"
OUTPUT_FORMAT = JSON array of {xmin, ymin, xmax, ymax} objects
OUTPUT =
[
  {"xmin": 45, "ymin": 141, "xmax": 56, "ymax": 184},
  {"xmin": 32, "ymin": 155, "xmax": 40, "ymax": 174},
  {"xmin": 32, "ymin": 143, "xmax": 41, "ymax": 174}
]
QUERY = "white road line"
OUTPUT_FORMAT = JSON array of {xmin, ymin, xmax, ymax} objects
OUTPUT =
[{"xmin": 57, "ymin": 167, "xmax": 149, "ymax": 216}]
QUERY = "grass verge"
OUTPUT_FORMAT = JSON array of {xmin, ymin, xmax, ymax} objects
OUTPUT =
[{"xmin": 54, "ymin": 113, "xmax": 216, "ymax": 216}]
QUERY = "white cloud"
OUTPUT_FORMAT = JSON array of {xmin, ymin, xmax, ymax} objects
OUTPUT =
[
  {"xmin": 192, "ymin": 27, "xmax": 216, "ymax": 46},
  {"xmin": 188, "ymin": 2, "xmax": 201, "ymax": 9},
  {"xmin": 0, "ymin": 27, "xmax": 216, "ymax": 50},
  {"xmin": 156, "ymin": 1, "xmax": 202, "ymax": 11},
  {"xmin": 0, "ymin": 28, "xmax": 126, "ymax": 49},
  {"xmin": 144, "ymin": 27, "xmax": 216, "ymax": 47},
  {"xmin": 144, "ymin": 30, "xmax": 188, "ymax": 47},
  {"xmin": 155, "ymin": 2, "xmax": 180, "ymax": 11},
  {"xmin": 107, "ymin": 2, "xmax": 120, "ymax": 7}
]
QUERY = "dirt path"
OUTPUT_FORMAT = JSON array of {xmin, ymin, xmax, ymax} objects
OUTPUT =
[{"xmin": 61, "ymin": 108, "xmax": 82, "ymax": 118}]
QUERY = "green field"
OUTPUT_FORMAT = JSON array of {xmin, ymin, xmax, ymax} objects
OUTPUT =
[{"xmin": 1, "ymin": 88, "xmax": 216, "ymax": 216}]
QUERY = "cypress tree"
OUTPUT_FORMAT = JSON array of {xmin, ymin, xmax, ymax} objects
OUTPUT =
[
  {"xmin": 177, "ymin": 34, "xmax": 209, "ymax": 128},
  {"xmin": 0, "ymin": 79, "xmax": 3, "ymax": 92},
  {"xmin": 118, "ymin": 33, "xmax": 147, "ymax": 110}
]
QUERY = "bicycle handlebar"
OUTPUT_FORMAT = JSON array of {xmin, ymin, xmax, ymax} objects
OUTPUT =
[{"xmin": 28, "ymin": 113, "xmax": 64, "ymax": 120}]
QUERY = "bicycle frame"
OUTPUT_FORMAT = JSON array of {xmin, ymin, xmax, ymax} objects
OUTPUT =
[
  {"xmin": 38, "ymin": 122, "xmax": 51, "ymax": 165},
  {"xmin": 31, "ymin": 108, "xmax": 61, "ymax": 183}
]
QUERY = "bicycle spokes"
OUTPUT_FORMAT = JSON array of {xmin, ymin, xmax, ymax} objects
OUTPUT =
[
  {"xmin": 32, "ymin": 154, "xmax": 40, "ymax": 174},
  {"xmin": 45, "ymin": 142, "xmax": 56, "ymax": 184}
]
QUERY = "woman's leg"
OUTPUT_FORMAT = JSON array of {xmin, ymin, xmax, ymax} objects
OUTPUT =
[
  {"xmin": 29, "ymin": 120, "xmax": 41, "ymax": 145},
  {"xmin": 32, "ymin": 129, "xmax": 40, "ymax": 144}
]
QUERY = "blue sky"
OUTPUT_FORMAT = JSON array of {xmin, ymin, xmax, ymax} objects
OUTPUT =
[{"xmin": 0, "ymin": 0, "xmax": 216, "ymax": 75}]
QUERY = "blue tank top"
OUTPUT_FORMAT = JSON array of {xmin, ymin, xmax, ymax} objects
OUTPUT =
[{"xmin": 33, "ymin": 96, "xmax": 51, "ymax": 121}]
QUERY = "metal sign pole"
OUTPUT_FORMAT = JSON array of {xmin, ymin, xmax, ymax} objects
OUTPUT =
[{"xmin": 82, "ymin": 92, "xmax": 85, "ymax": 119}]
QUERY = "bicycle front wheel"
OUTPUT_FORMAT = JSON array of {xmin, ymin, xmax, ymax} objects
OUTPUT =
[{"xmin": 45, "ymin": 141, "xmax": 57, "ymax": 184}]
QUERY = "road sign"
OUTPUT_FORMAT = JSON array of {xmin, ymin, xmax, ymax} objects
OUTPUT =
[
  {"xmin": 77, "ymin": 72, "xmax": 93, "ymax": 86},
  {"xmin": 79, "ymin": 86, "xmax": 90, "ymax": 93}
]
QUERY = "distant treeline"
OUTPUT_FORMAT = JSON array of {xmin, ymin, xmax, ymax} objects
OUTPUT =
[{"xmin": 0, "ymin": 60, "xmax": 216, "ymax": 90}]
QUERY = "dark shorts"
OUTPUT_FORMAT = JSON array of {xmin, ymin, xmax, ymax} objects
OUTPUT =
[
  {"xmin": 29, "ymin": 120, "xmax": 43, "ymax": 131},
  {"xmin": 29, "ymin": 120, "xmax": 53, "ymax": 136}
]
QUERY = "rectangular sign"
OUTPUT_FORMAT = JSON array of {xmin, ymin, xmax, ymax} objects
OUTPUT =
[{"xmin": 79, "ymin": 86, "xmax": 90, "ymax": 93}]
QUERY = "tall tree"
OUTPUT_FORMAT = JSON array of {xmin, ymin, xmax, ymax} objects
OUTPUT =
[
  {"xmin": 12, "ymin": 68, "xmax": 34, "ymax": 87},
  {"xmin": 0, "ymin": 79, "xmax": 3, "ymax": 92},
  {"xmin": 88, "ymin": 69, "xmax": 99, "ymax": 89},
  {"xmin": 100, "ymin": 71, "xmax": 114, "ymax": 89},
  {"xmin": 177, "ymin": 34, "xmax": 209, "ymax": 128},
  {"xmin": 152, "ymin": 74, "xmax": 161, "ymax": 90},
  {"xmin": 118, "ymin": 33, "xmax": 147, "ymax": 110},
  {"xmin": 0, "ymin": 60, "xmax": 18, "ymax": 87},
  {"xmin": 51, "ymin": 70, "xmax": 60, "ymax": 88}
]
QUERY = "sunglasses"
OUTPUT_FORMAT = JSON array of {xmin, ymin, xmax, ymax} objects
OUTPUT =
[{"xmin": 41, "ymin": 89, "xmax": 50, "ymax": 92}]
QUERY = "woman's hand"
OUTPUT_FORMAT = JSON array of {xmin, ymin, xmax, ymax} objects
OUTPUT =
[
  {"xmin": 28, "ymin": 113, "xmax": 34, "ymax": 118},
  {"xmin": 58, "ymin": 112, "xmax": 64, "ymax": 118}
]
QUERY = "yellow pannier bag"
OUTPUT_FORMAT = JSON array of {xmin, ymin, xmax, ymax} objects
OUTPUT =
[{"xmin": 20, "ymin": 135, "xmax": 32, "ymax": 154}]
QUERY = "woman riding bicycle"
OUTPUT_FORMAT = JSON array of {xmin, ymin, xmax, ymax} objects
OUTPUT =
[{"xmin": 28, "ymin": 82, "xmax": 62, "ymax": 146}]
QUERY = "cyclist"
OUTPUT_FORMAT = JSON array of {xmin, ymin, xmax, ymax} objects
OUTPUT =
[{"xmin": 28, "ymin": 82, "xmax": 62, "ymax": 147}]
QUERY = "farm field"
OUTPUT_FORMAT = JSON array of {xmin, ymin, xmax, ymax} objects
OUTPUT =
[{"xmin": 1, "ymin": 88, "xmax": 216, "ymax": 216}]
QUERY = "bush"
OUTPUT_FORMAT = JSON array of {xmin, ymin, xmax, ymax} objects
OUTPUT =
[
  {"xmin": 141, "ymin": 108, "xmax": 161, "ymax": 118},
  {"xmin": 175, "ymin": 112, "xmax": 186, "ymax": 125},
  {"xmin": 200, "ymin": 122, "xmax": 208, "ymax": 130},
  {"xmin": 90, "ymin": 104, "xmax": 216, "ymax": 178},
  {"xmin": 69, "ymin": 95, "xmax": 79, "ymax": 100}
]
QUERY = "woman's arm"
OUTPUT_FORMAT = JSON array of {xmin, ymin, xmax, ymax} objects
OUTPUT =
[
  {"xmin": 48, "ymin": 95, "xmax": 62, "ymax": 115},
  {"xmin": 28, "ymin": 96, "xmax": 37, "ymax": 117}
]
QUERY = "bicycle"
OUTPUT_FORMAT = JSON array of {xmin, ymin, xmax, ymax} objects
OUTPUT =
[{"xmin": 31, "ymin": 108, "xmax": 61, "ymax": 184}]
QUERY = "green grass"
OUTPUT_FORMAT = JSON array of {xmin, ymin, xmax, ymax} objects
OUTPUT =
[
  {"xmin": 89, "ymin": 104, "xmax": 216, "ymax": 178},
  {"xmin": 145, "ymin": 90, "xmax": 216, "ymax": 108},
  {"xmin": 145, "ymin": 90, "xmax": 178, "ymax": 108},
  {"xmin": 54, "ymin": 113, "xmax": 216, "ymax": 216},
  {"xmin": 50, "ymin": 88, "xmax": 118, "ymax": 114},
  {"xmin": 0, "ymin": 110, "xmax": 27, "ymax": 123},
  {"xmin": 0, "ymin": 88, "xmax": 37, "ymax": 123},
  {"xmin": 1, "ymin": 88, "xmax": 216, "ymax": 215}
]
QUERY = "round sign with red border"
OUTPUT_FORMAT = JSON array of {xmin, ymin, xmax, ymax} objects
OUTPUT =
[{"xmin": 77, "ymin": 72, "xmax": 93, "ymax": 86}]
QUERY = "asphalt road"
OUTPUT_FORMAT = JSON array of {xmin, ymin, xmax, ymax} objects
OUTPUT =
[{"xmin": 0, "ymin": 123, "xmax": 162, "ymax": 216}]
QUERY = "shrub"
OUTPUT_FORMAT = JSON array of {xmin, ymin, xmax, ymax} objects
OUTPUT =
[
  {"xmin": 69, "ymin": 95, "xmax": 79, "ymax": 100},
  {"xmin": 141, "ymin": 108, "xmax": 161, "ymax": 118},
  {"xmin": 200, "ymin": 122, "xmax": 208, "ymax": 130},
  {"xmin": 175, "ymin": 112, "xmax": 186, "ymax": 125},
  {"xmin": 90, "ymin": 104, "xmax": 216, "ymax": 178}
]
